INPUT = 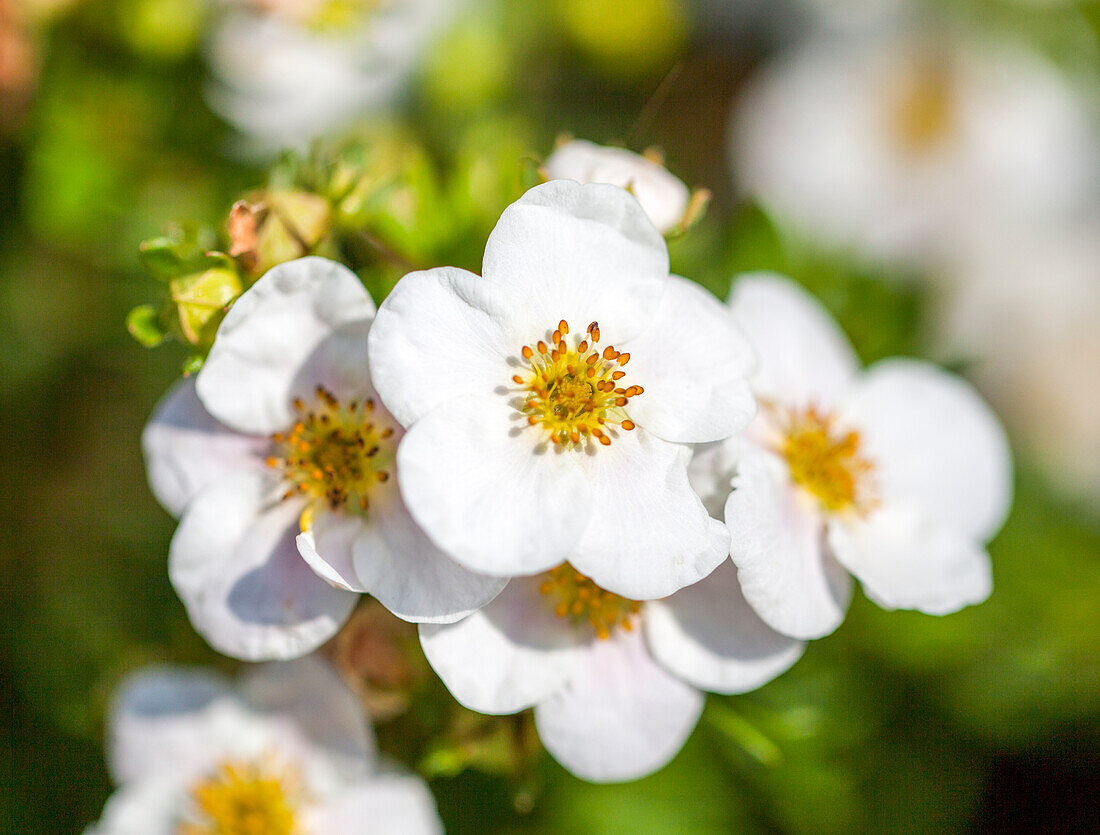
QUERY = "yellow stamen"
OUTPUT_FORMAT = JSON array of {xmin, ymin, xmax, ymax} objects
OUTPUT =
[{"xmin": 538, "ymin": 563, "xmax": 641, "ymax": 639}]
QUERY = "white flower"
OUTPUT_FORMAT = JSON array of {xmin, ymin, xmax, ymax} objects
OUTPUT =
[
  {"xmin": 143, "ymin": 257, "xmax": 504, "ymax": 661},
  {"xmin": 87, "ymin": 656, "xmax": 442, "ymax": 834},
  {"xmin": 543, "ymin": 139, "xmax": 693, "ymax": 234},
  {"xmin": 367, "ymin": 180, "xmax": 757, "ymax": 599},
  {"xmin": 693, "ymin": 274, "xmax": 1013, "ymax": 639},
  {"xmin": 731, "ymin": 22, "xmax": 1100, "ymax": 266},
  {"xmin": 420, "ymin": 560, "xmax": 803, "ymax": 783},
  {"xmin": 205, "ymin": 0, "xmax": 458, "ymax": 151}
]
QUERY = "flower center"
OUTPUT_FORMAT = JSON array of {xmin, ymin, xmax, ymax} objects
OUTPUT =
[
  {"xmin": 267, "ymin": 386, "xmax": 394, "ymax": 513},
  {"xmin": 539, "ymin": 563, "xmax": 641, "ymax": 640},
  {"xmin": 889, "ymin": 58, "xmax": 955, "ymax": 153},
  {"xmin": 180, "ymin": 759, "xmax": 299, "ymax": 835},
  {"xmin": 249, "ymin": 0, "xmax": 388, "ymax": 32},
  {"xmin": 513, "ymin": 320, "xmax": 641, "ymax": 448},
  {"xmin": 778, "ymin": 405, "xmax": 875, "ymax": 515}
]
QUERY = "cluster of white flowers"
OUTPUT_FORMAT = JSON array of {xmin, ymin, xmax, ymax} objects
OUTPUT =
[{"xmin": 132, "ymin": 172, "xmax": 1011, "ymax": 794}]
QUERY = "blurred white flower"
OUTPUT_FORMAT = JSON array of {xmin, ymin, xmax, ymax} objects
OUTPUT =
[
  {"xmin": 692, "ymin": 274, "xmax": 1012, "ymax": 639},
  {"xmin": 205, "ymin": 0, "xmax": 458, "ymax": 151},
  {"xmin": 420, "ymin": 561, "xmax": 803, "ymax": 783},
  {"xmin": 87, "ymin": 656, "xmax": 441, "ymax": 834},
  {"xmin": 142, "ymin": 257, "xmax": 504, "ymax": 661},
  {"xmin": 543, "ymin": 139, "xmax": 695, "ymax": 234},
  {"xmin": 731, "ymin": 21, "xmax": 1100, "ymax": 267},
  {"xmin": 368, "ymin": 180, "xmax": 757, "ymax": 599},
  {"xmin": 935, "ymin": 216, "xmax": 1100, "ymax": 507}
]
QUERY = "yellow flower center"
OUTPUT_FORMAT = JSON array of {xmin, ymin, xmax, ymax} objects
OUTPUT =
[
  {"xmin": 267, "ymin": 386, "xmax": 395, "ymax": 514},
  {"xmin": 889, "ymin": 57, "xmax": 956, "ymax": 153},
  {"xmin": 779, "ymin": 405, "xmax": 875, "ymax": 515},
  {"xmin": 539, "ymin": 563, "xmax": 641, "ymax": 640},
  {"xmin": 513, "ymin": 319, "xmax": 641, "ymax": 448},
  {"xmin": 180, "ymin": 759, "xmax": 300, "ymax": 835}
]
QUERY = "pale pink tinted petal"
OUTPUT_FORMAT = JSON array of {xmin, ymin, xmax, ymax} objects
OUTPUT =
[
  {"xmin": 828, "ymin": 506, "xmax": 993, "ymax": 615},
  {"xmin": 142, "ymin": 377, "xmax": 267, "ymax": 517},
  {"xmin": 724, "ymin": 446, "xmax": 851, "ymax": 639},
  {"xmin": 534, "ymin": 628, "xmax": 704, "ymax": 783},
  {"xmin": 621, "ymin": 275, "xmax": 757, "ymax": 444},
  {"xmin": 645, "ymin": 560, "xmax": 805, "ymax": 694},
  {"xmin": 419, "ymin": 578, "xmax": 582, "ymax": 715},
  {"xmin": 169, "ymin": 473, "xmax": 358, "ymax": 660}
]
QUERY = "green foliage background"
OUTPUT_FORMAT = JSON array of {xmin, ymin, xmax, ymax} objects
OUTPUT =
[{"xmin": 1, "ymin": 0, "xmax": 1097, "ymax": 831}]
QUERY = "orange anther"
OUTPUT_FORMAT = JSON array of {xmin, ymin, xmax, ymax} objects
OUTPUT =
[
  {"xmin": 620, "ymin": 420, "xmax": 635, "ymax": 431},
  {"xmin": 512, "ymin": 375, "xmax": 524, "ymax": 385},
  {"xmin": 612, "ymin": 370, "xmax": 625, "ymax": 380},
  {"xmin": 602, "ymin": 347, "xmax": 618, "ymax": 359},
  {"xmin": 537, "ymin": 341, "xmax": 548, "ymax": 353},
  {"xmin": 558, "ymin": 319, "xmax": 569, "ymax": 335},
  {"xmin": 617, "ymin": 352, "xmax": 629, "ymax": 365},
  {"xmin": 522, "ymin": 345, "xmax": 534, "ymax": 359}
]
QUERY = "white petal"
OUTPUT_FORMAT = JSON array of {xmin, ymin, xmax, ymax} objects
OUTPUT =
[
  {"xmin": 239, "ymin": 655, "xmax": 375, "ymax": 768},
  {"xmin": 543, "ymin": 140, "xmax": 691, "ymax": 234},
  {"xmin": 570, "ymin": 430, "xmax": 729, "ymax": 599},
  {"xmin": 297, "ymin": 513, "xmax": 366, "ymax": 593},
  {"xmin": 481, "ymin": 180, "xmax": 669, "ymax": 344},
  {"xmin": 141, "ymin": 378, "xmax": 267, "ymax": 517},
  {"xmin": 396, "ymin": 395, "xmax": 590, "ymax": 577},
  {"xmin": 534, "ymin": 628, "xmax": 704, "ymax": 783},
  {"xmin": 419, "ymin": 578, "xmax": 582, "ymax": 715},
  {"xmin": 828, "ymin": 506, "xmax": 993, "ymax": 614},
  {"xmin": 108, "ymin": 667, "xmax": 231, "ymax": 784},
  {"xmin": 728, "ymin": 273, "xmax": 859, "ymax": 409},
  {"xmin": 842, "ymin": 358, "xmax": 1013, "ymax": 542},
  {"xmin": 724, "ymin": 446, "xmax": 851, "ymax": 639},
  {"xmin": 351, "ymin": 485, "xmax": 508, "ymax": 623},
  {"xmin": 86, "ymin": 777, "xmax": 182, "ymax": 835},
  {"xmin": 169, "ymin": 473, "xmax": 358, "ymax": 660},
  {"xmin": 196, "ymin": 257, "xmax": 375, "ymax": 434},
  {"xmin": 687, "ymin": 437, "xmax": 748, "ymax": 520},
  {"xmin": 620, "ymin": 275, "xmax": 756, "ymax": 443},
  {"xmin": 644, "ymin": 560, "xmax": 805, "ymax": 694},
  {"xmin": 367, "ymin": 266, "xmax": 517, "ymax": 428},
  {"xmin": 304, "ymin": 774, "xmax": 443, "ymax": 835}
]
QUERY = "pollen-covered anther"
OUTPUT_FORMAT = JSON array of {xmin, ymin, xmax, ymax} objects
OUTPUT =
[
  {"xmin": 778, "ymin": 405, "xmax": 876, "ymax": 515},
  {"xmin": 513, "ymin": 320, "xmax": 642, "ymax": 448},
  {"xmin": 266, "ymin": 385, "xmax": 395, "ymax": 513},
  {"xmin": 538, "ymin": 563, "xmax": 642, "ymax": 639},
  {"xmin": 182, "ymin": 757, "xmax": 301, "ymax": 835}
]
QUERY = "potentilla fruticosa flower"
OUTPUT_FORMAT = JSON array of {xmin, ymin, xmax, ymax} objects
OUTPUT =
[
  {"xmin": 86, "ymin": 656, "xmax": 442, "ymax": 834},
  {"xmin": 205, "ymin": 0, "xmax": 457, "ymax": 151},
  {"xmin": 367, "ymin": 180, "xmax": 757, "ymax": 599},
  {"xmin": 143, "ymin": 257, "xmax": 504, "ymax": 661},
  {"xmin": 691, "ymin": 274, "xmax": 1013, "ymax": 639},
  {"xmin": 420, "ymin": 559, "xmax": 803, "ymax": 782},
  {"xmin": 542, "ymin": 138, "xmax": 704, "ymax": 234}
]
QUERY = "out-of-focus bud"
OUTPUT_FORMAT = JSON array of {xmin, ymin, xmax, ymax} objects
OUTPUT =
[
  {"xmin": 542, "ymin": 137, "xmax": 706, "ymax": 235},
  {"xmin": 554, "ymin": 0, "xmax": 688, "ymax": 78},
  {"xmin": 133, "ymin": 229, "xmax": 243, "ymax": 355},
  {"xmin": 332, "ymin": 601, "xmax": 431, "ymax": 724},
  {"xmin": 228, "ymin": 190, "xmax": 334, "ymax": 279},
  {"xmin": 421, "ymin": 708, "xmax": 542, "ymax": 792}
]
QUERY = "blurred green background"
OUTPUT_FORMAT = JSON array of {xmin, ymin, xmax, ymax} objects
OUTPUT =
[{"xmin": 1, "ymin": 0, "xmax": 1097, "ymax": 831}]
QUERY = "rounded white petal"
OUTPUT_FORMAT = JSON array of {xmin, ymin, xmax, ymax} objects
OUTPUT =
[
  {"xmin": 196, "ymin": 257, "xmax": 375, "ymax": 435},
  {"xmin": 481, "ymin": 180, "xmax": 669, "ymax": 344},
  {"xmin": 543, "ymin": 140, "xmax": 691, "ymax": 233},
  {"xmin": 169, "ymin": 473, "xmax": 358, "ymax": 661},
  {"xmin": 297, "ymin": 513, "xmax": 366, "ymax": 593},
  {"xmin": 86, "ymin": 776, "xmax": 182, "ymax": 835},
  {"xmin": 645, "ymin": 560, "xmax": 805, "ymax": 695},
  {"xmin": 108, "ymin": 667, "xmax": 232, "ymax": 785},
  {"xmin": 305, "ymin": 773, "xmax": 443, "ymax": 835},
  {"xmin": 396, "ymin": 395, "xmax": 590, "ymax": 577},
  {"xmin": 239, "ymin": 655, "xmax": 375, "ymax": 769},
  {"xmin": 350, "ymin": 485, "xmax": 508, "ymax": 623},
  {"xmin": 621, "ymin": 275, "xmax": 757, "ymax": 443},
  {"xmin": 842, "ymin": 358, "xmax": 1013, "ymax": 542},
  {"xmin": 728, "ymin": 273, "xmax": 859, "ymax": 409},
  {"xmin": 828, "ymin": 505, "xmax": 993, "ymax": 614},
  {"xmin": 687, "ymin": 436, "xmax": 748, "ymax": 520},
  {"xmin": 141, "ymin": 377, "xmax": 268, "ymax": 517},
  {"xmin": 570, "ymin": 430, "xmax": 729, "ymax": 600},
  {"xmin": 419, "ymin": 578, "xmax": 582, "ymax": 715},
  {"xmin": 367, "ymin": 267, "xmax": 516, "ymax": 428},
  {"xmin": 724, "ymin": 446, "xmax": 852, "ymax": 639},
  {"xmin": 534, "ymin": 628, "xmax": 704, "ymax": 783}
]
